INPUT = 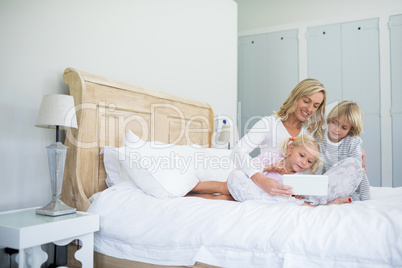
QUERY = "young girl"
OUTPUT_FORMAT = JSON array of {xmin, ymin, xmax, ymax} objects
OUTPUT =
[
  {"xmin": 319, "ymin": 100, "xmax": 371, "ymax": 201},
  {"xmin": 191, "ymin": 135, "xmax": 355, "ymax": 206}
]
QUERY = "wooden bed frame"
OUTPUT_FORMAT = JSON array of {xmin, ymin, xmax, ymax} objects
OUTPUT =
[{"xmin": 61, "ymin": 68, "xmax": 216, "ymax": 267}]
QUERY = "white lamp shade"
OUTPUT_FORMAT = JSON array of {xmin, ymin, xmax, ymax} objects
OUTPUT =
[{"xmin": 35, "ymin": 94, "xmax": 78, "ymax": 129}]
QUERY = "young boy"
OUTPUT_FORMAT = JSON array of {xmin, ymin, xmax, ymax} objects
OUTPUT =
[{"xmin": 321, "ymin": 101, "xmax": 371, "ymax": 201}]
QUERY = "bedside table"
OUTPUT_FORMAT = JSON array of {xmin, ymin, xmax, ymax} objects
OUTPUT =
[{"xmin": 0, "ymin": 207, "xmax": 99, "ymax": 268}]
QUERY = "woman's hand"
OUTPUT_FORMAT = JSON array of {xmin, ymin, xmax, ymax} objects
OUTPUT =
[
  {"xmin": 251, "ymin": 172, "xmax": 293, "ymax": 197},
  {"xmin": 263, "ymin": 163, "xmax": 288, "ymax": 175}
]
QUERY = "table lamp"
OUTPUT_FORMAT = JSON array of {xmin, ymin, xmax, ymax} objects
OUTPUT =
[
  {"xmin": 218, "ymin": 120, "xmax": 233, "ymax": 149},
  {"xmin": 35, "ymin": 94, "xmax": 78, "ymax": 216}
]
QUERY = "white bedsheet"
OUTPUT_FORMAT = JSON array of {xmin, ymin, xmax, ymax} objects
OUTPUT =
[{"xmin": 88, "ymin": 181, "xmax": 402, "ymax": 267}]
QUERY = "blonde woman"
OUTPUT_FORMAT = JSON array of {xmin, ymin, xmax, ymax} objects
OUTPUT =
[{"xmin": 230, "ymin": 78, "xmax": 327, "ymax": 197}]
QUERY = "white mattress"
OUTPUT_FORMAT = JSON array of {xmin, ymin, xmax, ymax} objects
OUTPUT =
[{"xmin": 88, "ymin": 181, "xmax": 402, "ymax": 267}]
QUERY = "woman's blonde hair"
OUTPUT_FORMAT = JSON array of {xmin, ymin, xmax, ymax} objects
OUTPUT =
[
  {"xmin": 275, "ymin": 78, "xmax": 327, "ymax": 140},
  {"xmin": 326, "ymin": 101, "xmax": 363, "ymax": 136},
  {"xmin": 280, "ymin": 134, "xmax": 323, "ymax": 174}
]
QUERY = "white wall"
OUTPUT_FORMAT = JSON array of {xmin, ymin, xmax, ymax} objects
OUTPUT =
[
  {"xmin": 0, "ymin": 0, "xmax": 237, "ymax": 212},
  {"xmin": 236, "ymin": 0, "xmax": 402, "ymax": 32},
  {"xmin": 235, "ymin": 0, "xmax": 402, "ymax": 187}
]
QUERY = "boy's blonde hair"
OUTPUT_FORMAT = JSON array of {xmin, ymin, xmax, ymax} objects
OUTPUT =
[
  {"xmin": 275, "ymin": 78, "xmax": 327, "ymax": 140},
  {"xmin": 280, "ymin": 134, "xmax": 323, "ymax": 174},
  {"xmin": 326, "ymin": 101, "xmax": 363, "ymax": 137}
]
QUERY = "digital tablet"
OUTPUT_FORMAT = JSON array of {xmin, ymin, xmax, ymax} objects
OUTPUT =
[{"xmin": 282, "ymin": 174, "xmax": 328, "ymax": 196}]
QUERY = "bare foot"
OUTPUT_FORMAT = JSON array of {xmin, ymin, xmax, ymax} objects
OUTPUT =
[
  {"xmin": 326, "ymin": 197, "xmax": 352, "ymax": 205},
  {"xmin": 301, "ymin": 202, "xmax": 315, "ymax": 207},
  {"xmin": 301, "ymin": 197, "xmax": 352, "ymax": 207}
]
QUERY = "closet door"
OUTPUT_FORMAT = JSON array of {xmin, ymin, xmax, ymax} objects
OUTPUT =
[
  {"xmin": 265, "ymin": 30, "xmax": 299, "ymax": 113},
  {"xmin": 238, "ymin": 34, "xmax": 268, "ymax": 139},
  {"xmin": 342, "ymin": 19, "xmax": 381, "ymax": 186},
  {"xmin": 390, "ymin": 15, "xmax": 402, "ymax": 187},
  {"xmin": 307, "ymin": 19, "xmax": 381, "ymax": 186},
  {"xmin": 307, "ymin": 24, "xmax": 342, "ymax": 106},
  {"xmin": 238, "ymin": 30, "xmax": 298, "ymax": 153}
]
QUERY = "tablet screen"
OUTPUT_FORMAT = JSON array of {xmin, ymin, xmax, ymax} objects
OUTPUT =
[{"xmin": 282, "ymin": 174, "xmax": 328, "ymax": 196}]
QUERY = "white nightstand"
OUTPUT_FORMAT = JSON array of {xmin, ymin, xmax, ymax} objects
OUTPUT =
[{"xmin": 0, "ymin": 207, "xmax": 99, "ymax": 268}]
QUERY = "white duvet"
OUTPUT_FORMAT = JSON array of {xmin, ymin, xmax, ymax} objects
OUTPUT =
[{"xmin": 88, "ymin": 181, "xmax": 402, "ymax": 267}]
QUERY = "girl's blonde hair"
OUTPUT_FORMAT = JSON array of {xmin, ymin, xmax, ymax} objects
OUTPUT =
[
  {"xmin": 280, "ymin": 134, "xmax": 323, "ymax": 174},
  {"xmin": 326, "ymin": 101, "xmax": 363, "ymax": 136},
  {"xmin": 275, "ymin": 78, "xmax": 327, "ymax": 140}
]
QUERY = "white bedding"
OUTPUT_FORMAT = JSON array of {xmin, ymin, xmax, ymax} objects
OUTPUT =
[{"xmin": 88, "ymin": 182, "xmax": 402, "ymax": 267}]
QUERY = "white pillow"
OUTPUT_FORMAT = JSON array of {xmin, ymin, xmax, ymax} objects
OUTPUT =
[
  {"xmin": 101, "ymin": 146, "xmax": 131, "ymax": 187},
  {"xmin": 122, "ymin": 129, "xmax": 147, "ymax": 148},
  {"xmin": 192, "ymin": 147, "xmax": 234, "ymax": 182},
  {"xmin": 119, "ymin": 130, "xmax": 200, "ymax": 198},
  {"xmin": 117, "ymin": 146, "xmax": 174, "ymax": 198},
  {"xmin": 113, "ymin": 130, "xmax": 236, "ymax": 198},
  {"xmin": 101, "ymin": 130, "xmax": 170, "ymax": 188}
]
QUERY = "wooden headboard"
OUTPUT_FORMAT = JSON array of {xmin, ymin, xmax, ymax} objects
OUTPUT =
[{"xmin": 61, "ymin": 68, "xmax": 214, "ymax": 211}]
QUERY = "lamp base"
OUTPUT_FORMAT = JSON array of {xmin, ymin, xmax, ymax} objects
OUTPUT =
[{"xmin": 36, "ymin": 199, "xmax": 76, "ymax": 217}]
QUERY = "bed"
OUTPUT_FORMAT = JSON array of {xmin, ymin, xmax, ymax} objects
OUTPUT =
[{"xmin": 61, "ymin": 67, "xmax": 402, "ymax": 268}]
